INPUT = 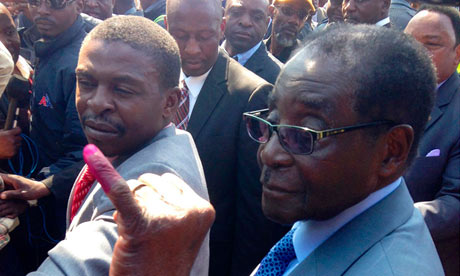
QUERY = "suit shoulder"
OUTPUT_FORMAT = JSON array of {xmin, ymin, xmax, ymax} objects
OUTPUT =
[
  {"xmin": 345, "ymin": 209, "xmax": 443, "ymax": 276},
  {"xmin": 227, "ymin": 58, "xmax": 273, "ymax": 93}
]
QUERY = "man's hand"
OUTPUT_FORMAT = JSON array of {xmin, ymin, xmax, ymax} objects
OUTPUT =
[
  {"xmin": 0, "ymin": 128, "xmax": 22, "ymax": 159},
  {"xmin": 0, "ymin": 174, "xmax": 51, "ymax": 201},
  {"xmin": 0, "ymin": 198, "xmax": 28, "ymax": 218},
  {"xmin": 83, "ymin": 144, "xmax": 215, "ymax": 276}
]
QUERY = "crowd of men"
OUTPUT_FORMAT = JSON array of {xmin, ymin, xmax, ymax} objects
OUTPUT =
[{"xmin": 0, "ymin": 0, "xmax": 458, "ymax": 275}]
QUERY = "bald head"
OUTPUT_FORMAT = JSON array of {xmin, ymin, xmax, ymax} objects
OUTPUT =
[
  {"xmin": 166, "ymin": 0, "xmax": 224, "ymax": 76},
  {"xmin": 405, "ymin": 7, "xmax": 460, "ymax": 83},
  {"xmin": 167, "ymin": 0, "xmax": 223, "ymax": 20}
]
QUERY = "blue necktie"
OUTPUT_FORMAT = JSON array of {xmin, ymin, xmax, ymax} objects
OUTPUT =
[{"xmin": 255, "ymin": 228, "xmax": 296, "ymax": 276}]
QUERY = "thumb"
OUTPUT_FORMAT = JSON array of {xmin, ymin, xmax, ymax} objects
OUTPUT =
[
  {"xmin": 83, "ymin": 144, "xmax": 141, "ymax": 220},
  {"xmin": 0, "ymin": 189, "xmax": 28, "ymax": 200}
]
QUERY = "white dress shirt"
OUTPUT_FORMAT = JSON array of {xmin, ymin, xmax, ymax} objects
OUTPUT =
[
  {"xmin": 376, "ymin": 17, "xmax": 391, "ymax": 27},
  {"xmin": 221, "ymin": 41, "xmax": 262, "ymax": 66},
  {"xmin": 180, "ymin": 68, "xmax": 212, "ymax": 118},
  {"xmin": 282, "ymin": 177, "xmax": 402, "ymax": 275}
]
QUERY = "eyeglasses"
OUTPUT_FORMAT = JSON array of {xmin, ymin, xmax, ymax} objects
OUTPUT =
[
  {"xmin": 275, "ymin": 5, "xmax": 309, "ymax": 20},
  {"xmin": 243, "ymin": 109, "xmax": 394, "ymax": 155},
  {"xmin": 28, "ymin": 0, "xmax": 75, "ymax": 10}
]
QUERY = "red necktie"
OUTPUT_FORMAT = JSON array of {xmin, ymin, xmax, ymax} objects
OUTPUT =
[
  {"xmin": 174, "ymin": 80, "xmax": 190, "ymax": 130},
  {"xmin": 70, "ymin": 165, "xmax": 95, "ymax": 222}
]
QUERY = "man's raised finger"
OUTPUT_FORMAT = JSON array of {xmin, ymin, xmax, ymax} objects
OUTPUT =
[{"xmin": 83, "ymin": 144, "xmax": 141, "ymax": 221}]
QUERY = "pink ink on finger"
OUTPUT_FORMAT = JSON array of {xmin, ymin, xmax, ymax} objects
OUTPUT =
[{"xmin": 83, "ymin": 144, "xmax": 122, "ymax": 194}]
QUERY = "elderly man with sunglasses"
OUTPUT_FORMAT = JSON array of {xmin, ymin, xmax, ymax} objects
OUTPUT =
[
  {"xmin": 265, "ymin": 0, "xmax": 315, "ymax": 63},
  {"xmin": 244, "ymin": 24, "xmax": 444, "ymax": 275}
]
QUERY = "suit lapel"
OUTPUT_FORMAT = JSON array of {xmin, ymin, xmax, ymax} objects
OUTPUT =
[
  {"xmin": 289, "ymin": 181, "xmax": 414, "ymax": 276},
  {"xmin": 244, "ymin": 43, "xmax": 265, "ymax": 74},
  {"xmin": 425, "ymin": 72, "xmax": 459, "ymax": 131},
  {"xmin": 187, "ymin": 50, "xmax": 228, "ymax": 138}
]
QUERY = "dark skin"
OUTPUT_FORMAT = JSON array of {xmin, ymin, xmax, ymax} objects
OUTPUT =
[
  {"xmin": 82, "ymin": 145, "xmax": 215, "ymax": 276},
  {"xmin": 165, "ymin": 0, "xmax": 225, "ymax": 77},
  {"xmin": 0, "ymin": 39, "xmax": 180, "ymax": 217},
  {"xmin": 224, "ymin": 0, "xmax": 270, "ymax": 56},
  {"xmin": 258, "ymin": 54, "xmax": 413, "ymax": 224},
  {"xmin": 268, "ymin": 0, "xmax": 310, "ymax": 57}
]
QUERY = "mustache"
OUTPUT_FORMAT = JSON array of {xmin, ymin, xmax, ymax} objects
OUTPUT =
[
  {"xmin": 34, "ymin": 17, "xmax": 55, "ymax": 24},
  {"xmin": 81, "ymin": 114, "xmax": 126, "ymax": 136},
  {"xmin": 261, "ymin": 168, "xmax": 272, "ymax": 185}
]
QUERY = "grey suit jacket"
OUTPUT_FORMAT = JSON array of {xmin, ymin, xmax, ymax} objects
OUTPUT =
[
  {"xmin": 244, "ymin": 43, "xmax": 283, "ymax": 85},
  {"xmin": 186, "ymin": 48, "xmax": 273, "ymax": 274},
  {"xmin": 389, "ymin": 0, "xmax": 415, "ymax": 31},
  {"xmin": 30, "ymin": 125, "xmax": 210, "ymax": 276},
  {"xmin": 404, "ymin": 72, "xmax": 460, "ymax": 276},
  {"xmin": 287, "ymin": 181, "xmax": 443, "ymax": 276}
]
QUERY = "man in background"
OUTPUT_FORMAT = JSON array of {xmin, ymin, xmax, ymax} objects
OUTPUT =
[
  {"xmin": 265, "ymin": 0, "xmax": 314, "ymax": 63},
  {"xmin": 404, "ymin": 6, "xmax": 460, "ymax": 275},
  {"xmin": 223, "ymin": 0, "xmax": 282, "ymax": 84}
]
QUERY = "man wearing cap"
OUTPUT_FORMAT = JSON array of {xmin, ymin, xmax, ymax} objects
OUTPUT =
[{"xmin": 265, "ymin": 0, "xmax": 315, "ymax": 63}]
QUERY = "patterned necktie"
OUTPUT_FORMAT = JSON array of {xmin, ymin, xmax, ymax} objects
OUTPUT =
[
  {"xmin": 255, "ymin": 228, "xmax": 297, "ymax": 276},
  {"xmin": 70, "ymin": 165, "xmax": 95, "ymax": 222},
  {"xmin": 174, "ymin": 80, "xmax": 190, "ymax": 130}
]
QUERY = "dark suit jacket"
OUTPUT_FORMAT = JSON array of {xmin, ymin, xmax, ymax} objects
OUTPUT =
[
  {"xmin": 186, "ymin": 49, "xmax": 273, "ymax": 275},
  {"xmin": 404, "ymin": 71, "xmax": 460, "ymax": 276},
  {"xmin": 143, "ymin": 0, "xmax": 165, "ymax": 22},
  {"xmin": 230, "ymin": 47, "xmax": 288, "ymax": 276},
  {"xmin": 244, "ymin": 43, "xmax": 283, "ymax": 85}
]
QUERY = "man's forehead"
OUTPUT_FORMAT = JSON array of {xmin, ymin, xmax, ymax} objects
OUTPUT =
[{"xmin": 275, "ymin": 0, "xmax": 314, "ymax": 10}]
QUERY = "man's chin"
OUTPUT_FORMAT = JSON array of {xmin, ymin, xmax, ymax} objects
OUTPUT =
[{"xmin": 275, "ymin": 34, "xmax": 296, "ymax": 48}]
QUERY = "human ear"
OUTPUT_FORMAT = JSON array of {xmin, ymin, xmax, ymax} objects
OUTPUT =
[
  {"xmin": 75, "ymin": 0, "xmax": 84, "ymax": 13},
  {"xmin": 454, "ymin": 44, "xmax": 460, "ymax": 66},
  {"xmin": 381, "ymin": 0, "xmax": 391, "ymax": 16},
  {"xmin": 378, "ymin": 125, "xmax": 414, "ymax": 180},
  {"xmin": 163, "ymin": 87, "xmax": 181, "ymax": 120}
]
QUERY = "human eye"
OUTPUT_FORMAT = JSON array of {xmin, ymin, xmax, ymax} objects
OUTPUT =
[
  {"xmin": 77, "ymin": 76, "xmax": 96, "ymax": 91},
  {"xmin": 229, "ymin": 7, "xmax": 243, "ymax": 17},
  {"xmin": 113, "ymin": 85, "xmax": 136, "ymax": 96},
  {"xmin": 172, "ymin": 31, "xmax": 188, "ymax": 41},
  {"xmin": 197, "ymin": 31, "xmax": 214, "ymax": 41},
  {"xmin": 5, "ymin": 28, "xmax": 16, "ymax": 36},
  {"xmin": 252, "ymin": 11, "xmax": 265, "ymax": 22}
]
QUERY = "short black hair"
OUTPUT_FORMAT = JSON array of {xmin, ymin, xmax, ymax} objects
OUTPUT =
[
  {"xmin": 290, "ymin": 24, "xmax": 436, "ymax": 165},
  {"xmin": 82, "ymin": 16, "xmax": 181, "ymax": 90},
  {"xmin": 418, "ymin": 5, "xmax": 460, "ymax": 46}
]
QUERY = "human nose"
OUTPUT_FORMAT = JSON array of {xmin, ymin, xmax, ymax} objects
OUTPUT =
[
  {"xmin": 259, "ymin": 131, "xmax": 293, "ymax": 169},
  {"xmin": 183, "ymin": 37, "xmax": 201, "ymax": 56},
  {"xmin": 85, "ymin": 0, "xmax": 97, "ymax": 8},
  {"xmin": 239, "ymin": 12, "xmax": 252, "ymax": 27},
  {"xmin": 36, "ymin": 0, "xmax": 51, "ymax": 15},
  {"xmin": 86, "ymin": 85, "xmax": 115, "ymax": 115}
]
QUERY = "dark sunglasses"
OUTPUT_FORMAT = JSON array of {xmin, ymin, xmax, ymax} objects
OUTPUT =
[
  {"xmin": 28, "ymin": 0, "xmax": 75, "ymax": 10},
  {"xmin": 275, "ymin": 5, "xmax": 309, "ymax": 20},
  {"xmin": 243, "ymin": 109, "xmax": 394, "ymax": 155}
]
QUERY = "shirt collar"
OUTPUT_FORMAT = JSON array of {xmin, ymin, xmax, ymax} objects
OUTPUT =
[
  {"xmin": 222, "ymin": 40, "xmax": 262, "ymax": 66},
  {"xmin": 180, "ymin": 68, "xmax": 212, "ymax": 99},
  {"xmin": 375, "ymin": 17, "xmax": 390, "ymax": 27},
  {"xmin": 292, "ymin": 177, "xmax": 402, "ymax": 263}
]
